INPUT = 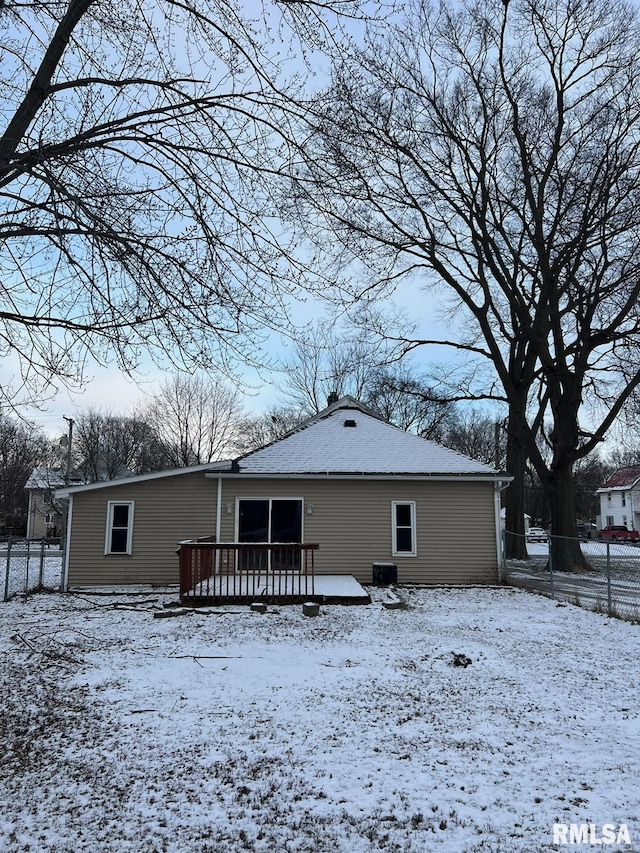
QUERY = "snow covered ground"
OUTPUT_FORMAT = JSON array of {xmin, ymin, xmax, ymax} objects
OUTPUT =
[
  {"xmin": 1, "ymin": 586, "xmax": 639, "ymax": 852},
  {"xmin": 527, "ymin": 540, "xmax": 640, "ymax": 561}
]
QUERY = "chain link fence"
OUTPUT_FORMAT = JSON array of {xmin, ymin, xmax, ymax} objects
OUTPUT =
[
  {"xmin": 1, "ymin": 538, "xmax": 64, "ymax": 601},
  {"xmin": 503, "ymin": 531, "xmax": 640, "ymax": 622}
]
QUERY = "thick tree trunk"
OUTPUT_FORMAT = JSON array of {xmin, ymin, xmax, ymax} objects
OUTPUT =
[
  {"xmin": 504, "ymin": 438, "xmax": 528, "ymax": 559},
  {"xmin": 504, "ymin": 405, "xmax": 529, "ymax": 560},
  {"xmin": 545, "ymin": 462, "xmax": 590, "ymax": 573}
]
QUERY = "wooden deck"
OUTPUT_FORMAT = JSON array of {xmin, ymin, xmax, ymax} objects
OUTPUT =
[
  {"xmin": 178, "ymin": 540, "xmax": 319, "ymax": 604},
  {"xmin": 178, "ymin": 540, "xmax": 370, "ymax": 605}
]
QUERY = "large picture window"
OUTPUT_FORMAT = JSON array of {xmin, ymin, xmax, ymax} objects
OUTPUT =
[
  {"xmin": 237, "ymin": 498, "xmax": 303, "ymax": 543},
  {"xmin": 237, "ymin": 498, "xmax": 303, "ymax": 571},
  {"xmin": 105, "ymin": 501, "xmax": 134, "ymax": 555},
  {"xmin": 392, "ymin": 501, "xmax": 417, "ymax": 557}
]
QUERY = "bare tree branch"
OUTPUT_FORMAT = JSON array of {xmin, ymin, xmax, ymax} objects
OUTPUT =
[
  {"xmin": 0, "ymin": 0, "xmax": 372, "ymax": 408},
  {"xmin": 289, "ymin": 0, "xmax": 640, "ymax": 564}
]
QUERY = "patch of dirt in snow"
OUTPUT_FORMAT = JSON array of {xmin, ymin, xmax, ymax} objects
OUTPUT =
[{"xmin": 1, "ymin": 587, "xmax": 639, "ymax": 852}]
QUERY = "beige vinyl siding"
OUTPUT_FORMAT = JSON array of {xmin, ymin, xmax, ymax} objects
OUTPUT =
[
  {"xmin": 66, "ymin": 472, "xmax": 499, "ymax": 588},
  {"xmin": 67, "ymin": 472, "xmax": 217, "ymax": 586},
  {"xmin": 220, "ymin": 477, "xmax": 498, "ymax": 585}
]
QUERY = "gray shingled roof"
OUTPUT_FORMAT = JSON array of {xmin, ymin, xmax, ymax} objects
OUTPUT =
[{"xmin": 236, "ymin": 398, "xmax": 502, "ymax": 477}]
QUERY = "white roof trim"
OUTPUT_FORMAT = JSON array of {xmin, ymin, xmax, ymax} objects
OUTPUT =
[
  {"xmin": 595, "ymin": 483, "xmax": 640, "ymax": 494},
  {"xmin": 55, "ymin": 460, "xmax": 232, "ymax": 498},
  {"xmin": 206, "ymin": 472, "xmax": 511, "ymax": 483}
]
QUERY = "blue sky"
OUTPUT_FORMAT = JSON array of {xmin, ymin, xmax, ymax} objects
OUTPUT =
[
  {"xmin": 13, "ymin": 277, "xmax": 459, "ymax": 438},
  {"xmin": 0, "ymin": 0, "xmax": 463, "ymax": 437}
]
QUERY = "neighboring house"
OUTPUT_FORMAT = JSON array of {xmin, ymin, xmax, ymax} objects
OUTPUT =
[
  {"xmin": 595, "ymin": 467, "xmax": 640, "ymax": 532},
  {"xmin": 25, "ymin": 467, "xmax": 73, "ymax": 539},
  {"xmin": 56, "ymin": 397, "xmax": 512, "ymax": 590},
  {"xmin": 26, "ymin": 464, "xmax": 132, "ymax": 540}
]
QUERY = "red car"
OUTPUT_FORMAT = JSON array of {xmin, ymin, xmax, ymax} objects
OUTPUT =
[{"xmin": 598, "ymin": 525, "xmax": 640, "ymax": 542}]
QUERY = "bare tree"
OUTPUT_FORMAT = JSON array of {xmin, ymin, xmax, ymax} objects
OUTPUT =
[
  {"xmin": 143, "ymin": 373, "xmax": 243, "ymax": 466},
  {"xmin": 0, "ymin": 415, "xmax": 48, "ymax": 533},
  {"xmin": 364, "ymin": 366, "xmax": 455, "ymax": 438},
  {"xmin": 605, "ymin": 445, "xmax": 640, "ymax": 470},
  {"xmin": 279, "ymin": 324, "xmax": 453, "ymax": 435},
  {"xmin": 566, "ymin": 454, "xmax": 608, "ymax": 526},
  {"xmin": 279, "ymin": 325, "xmax": 392, "ymax": 414},
  {"xmin": 290, "ymin": 0, "xmax": 640, "ymax": 569},
  {"xmin": 0, "ymin": 0, "xmax": 362, "ymax": 409},
  {"xmin": 438, "ymin": 411, "xmax": 504, "ymax": 470},
  {"xmin": 74, "ymin": 408, "xmax": 170, "ymax": 480},
  {"xmin": 231, "ymin": 405, "xmax": 307, "ymax": 456}
]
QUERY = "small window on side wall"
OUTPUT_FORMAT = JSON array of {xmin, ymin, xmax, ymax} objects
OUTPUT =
[
  {"xmin": 392, "ymin": 501, "xmax": 416, "ymax": 557},
  {"xmin": 105, "ymin": 501, "xmax": 134, "ymax": 555}
]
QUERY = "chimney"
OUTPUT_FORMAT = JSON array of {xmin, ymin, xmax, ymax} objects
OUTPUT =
[{"xmin": 327, "ymin": 391, "xmax": 339, "ymax": 406}]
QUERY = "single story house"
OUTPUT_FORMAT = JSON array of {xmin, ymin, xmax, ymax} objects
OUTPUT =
[
  {"xmin": 56, "ymin": 397, "xmax": 511, "ymax": 594},
  {"xmin": 595, "ymin": 466, "xmax": 640, "ymax": 532}
]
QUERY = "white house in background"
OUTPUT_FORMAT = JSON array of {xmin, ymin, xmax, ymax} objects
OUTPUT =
[
  {"xmin": 24, "ymin": 468, "xmax": 70, "ymax": 539},
  {"xmin": 595, "ymin": 466, "xmax": 640, "ymax": 531}
]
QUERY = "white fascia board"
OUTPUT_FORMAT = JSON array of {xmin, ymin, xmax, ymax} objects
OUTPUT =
[
  {"xmin": 595, "ymin": 483, "xmax": 640, "ymax": 494},
  {"xmin": 56, "ymin": 460, "xmax": 232, "ymax": 498},
  {"xmin": 206, "ymin": 472, "xmax": 513, "ymax": 483}
]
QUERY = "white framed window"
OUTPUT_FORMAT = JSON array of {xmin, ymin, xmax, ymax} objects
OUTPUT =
[
  {"xmin": 105, "ymin": 501, "xmax": 134, "ymax": 555},
  {"xmin": 622, "ymin": 492, "xmax": 627, "ymax": 506},
  {"xmin": 392, "ymin": 501, "xmax": 417, "ymax": 557}
]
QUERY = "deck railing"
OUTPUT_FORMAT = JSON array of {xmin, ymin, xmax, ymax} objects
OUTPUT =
[{"xmin": 178, "ymin": 540, "xmax": 319, "ymax": 603}]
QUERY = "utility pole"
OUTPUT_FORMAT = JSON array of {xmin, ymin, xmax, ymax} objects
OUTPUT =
[{"xmin": 62, "ymin": 416, "xmax": 74, "ymax": 484}]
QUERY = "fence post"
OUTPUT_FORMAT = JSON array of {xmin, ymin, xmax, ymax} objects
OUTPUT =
[
  {"xmin": 548, "ymin": 535, "xmax": 554, "ymax": 600},
  {"xmin": 606, "ymin": 542, "xmax": 612, "ymax": 617},
  {"xmin": 24, "ymin": 538, "xmax": 30, "ymax": 597},
  {"xmin": 3, "ymin": 538, "xmax": 11, "ymax": 602},
  {"xmin": 38, "ymin": 539, "xmax": 45, "ymax": 587}
]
